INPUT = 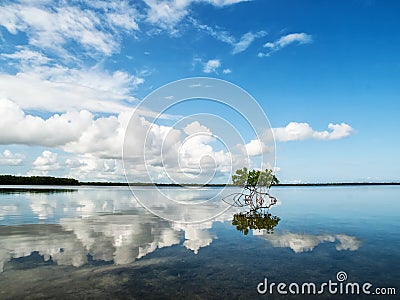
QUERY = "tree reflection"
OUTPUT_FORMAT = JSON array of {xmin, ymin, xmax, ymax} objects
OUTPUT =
[{"xmin": 232, "ymin": 210, "xmax": 280, "ymax": 235}]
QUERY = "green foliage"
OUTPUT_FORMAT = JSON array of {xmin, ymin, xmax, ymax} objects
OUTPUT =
[
  {"xmin": 0, "ymin": 175, "xmax": 80, "ymax": 185},
  {"xmin": 232, "ymin": 211, "xmax": 280, "ymax": 235},
  {"xmin": 232, "ymin": 167, "xmax": 279, "ymax": 188},
  {"xmin": 231, "ymin": 167, "xmax": 248, "ymax": 186}
]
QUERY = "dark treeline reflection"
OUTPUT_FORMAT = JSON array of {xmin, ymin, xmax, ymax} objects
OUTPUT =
[
  {"xmin": 0, "ymin": 188, "xmax": 77, "ymax": 194},
  {"xmin": 232, "ymin": 211, "xmax": 280, "ymax": 235}
]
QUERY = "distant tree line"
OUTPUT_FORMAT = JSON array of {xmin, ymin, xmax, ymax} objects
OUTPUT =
[{"xmin": 0, "ymin": 175, "xmax": 80, "ymax": 185}]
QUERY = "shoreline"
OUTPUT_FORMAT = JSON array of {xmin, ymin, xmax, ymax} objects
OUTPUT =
[
  {"xmin": 80, "ymin": 182, "xmax": 400, "ymax": 187},
  {"xmin": 0, "ymin": 182, "xmax": 399, "ymax": 187},
  {"xmin": 1, "ymin": 175, "xmax": 399, "ymax": 187}
]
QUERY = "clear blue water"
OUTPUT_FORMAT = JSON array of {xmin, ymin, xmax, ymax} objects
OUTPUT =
[{"xmin": 0, "ymin": 186, "xmax": 399, "ymax": 299}]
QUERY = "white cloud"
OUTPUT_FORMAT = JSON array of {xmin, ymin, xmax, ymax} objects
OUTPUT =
[
  {"xmin": 0, "ymin": 98, "xmax": 353, "ymax": 182},
  {"xmin": 0, "ymin": 98, "xmax": 93, "ymax": 147},
  {"xmin": 144, "ymin": 0, "xmax": 189, "ymax": 30},
  {"xmin": 189, "ymin": 18, "xmax": 235, "ymax": 44},
  {"xmin": 0, "ymin": 2, "xmax": 145, "ymax": 116},
  {"xmin": 32, "ymin": 150, "xmax": 60, "ymax": 173},
  {"xmin": 0, "ymin": 1, "xmax": 139, "ymax": 56},
  {"xmin": 205, "ymin": 0, "xmax": 250, "ymax": 5},
  {"xmin": 1, "ymin": 48, "xmax": 51, "ymax": 65},
  {"xmin": 239, "ymin": 139, "xmax": 264, "ymax": 156},
  {"xmin": 0, "ymin": 64, "xmax": 143, "ymax": 113},
  {"xmin": 258, "ymin": 33, "xmax": 312, "ymax": 57},
  {"xmin": 273, "ymin": 122, "xmax": 353, "ymax": 142},
  {"xmin": 325, "ymin": 123, "xmax": 354, "ymax": 140},
  {"xmin": 0, "ymin": 99, "xmax": 137, "ymax": 160},
  {"xmin": 177, "ymin": 135, "xmax": 231, "ymax": 179},
  {"xmin": 232, "ymin": 31, "xmax": 267, "ymax": 54},
  {"xmin": 124, "ymin": 118, "xmax": 232, "ymax": 183},
  {"xmin": 183, "ymin": 121, "xmax": 211, "ymax": 135},
  {"xmin": 203, "ymin": 59, "xmax": 221, "ymax": 73},
  {"xmin": 265, "ymin": 33, "xmax": 312, "ymax": 49},
  {"xmin": 0, "ymin": 99, "xmax": 230, "ymax": 181},
  {"xmin": 144, "ymin": 0, "xmax": 248, "ymax": 30},
  {"xmin": 190, "ymin": 18, "xmax": 265, "ymax": 54},
  {"xmin": 63, "ymin": 112, "xmax": 132, "ymax": 159},
  {"xmin": 65, "ymin": 155, "xmax": 125, "ymax": 182},
  {"xmin": 96, "ymin": 1, "xmax": 139, "ymax": 32},
  {"xmin": 222, "ymin": 68, "xmax": 232, "ymax": 74},
  {"xmin": 0, "ymin": 150, "xmax": 24, "ymax": 166}
]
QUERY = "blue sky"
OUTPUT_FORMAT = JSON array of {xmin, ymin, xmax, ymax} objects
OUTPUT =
[{"xmin": 0, "ymin": 0, "xmax": 399, "ymax": 183}]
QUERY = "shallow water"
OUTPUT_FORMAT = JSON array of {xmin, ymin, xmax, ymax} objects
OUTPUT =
[{"xmin": 0, "ymin": 185, "xmax": 399, "ymax": 299}]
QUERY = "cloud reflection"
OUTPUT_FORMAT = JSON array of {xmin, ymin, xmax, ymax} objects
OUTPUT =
[
  {"xmin": 257, "ymin": 232, "xmax": 361, "ymax": 253},
  {"xmin": 0, "ymin": 187, "xmax": 362, "ymax": 272}
]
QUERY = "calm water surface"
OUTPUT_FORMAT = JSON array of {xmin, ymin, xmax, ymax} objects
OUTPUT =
[{"xmin": 0, "ymin": 185, "xmax": 399, "ymax": 299}]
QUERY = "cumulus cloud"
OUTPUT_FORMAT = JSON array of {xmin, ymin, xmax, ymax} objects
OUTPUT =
[
  {"xmin": 238, "ymin": 139, "xmax": 271, "ymax": 157},
  {"xmin": 0, "ymin": 99, "xmax": 136, "ymax": 161},
  {"xmin": 65, "ymin": 155, "xmax": 125, "ymax": 182},
  {"xmin": 273, "ymin": 122, "xmax": 354, "ymax": 142},
  {"xmin": 0, "ymin": 98, "xmax": 93, "ymax": 147},
  {"xmin": 31, "ymin": 150, "xmax": 60, "ymax": 173},
  {"xmin": 0, "ymin": 98, "xmax": 354, "ymax": 180},
  {"xmin": 63, "ymin": 112, "xmax": 133, "ymax": 159},
  {"xmin": 0, "ymin": 150, "xmax": 24, "ymax": 166},
  {"xmin": 0, "ymin": 98, "xmax": 353, "ymax": 181},
  {"xmin": 178, "ymin": 129, "xmax": 231, "ymax": 179},
  {"xmin": 258, "ymin": 33, "xmax": 312, "ymax": 57},
  {"xmin": 183, "ymin": 121, "xmax": 211, "ymax": 135},
  {"xmin": 0, "ymin": 99, "xmax": 232, "ymax": 181},
  {"xmin": 123, "ymin": 118, "xmax": 232, "ymax": 183},
  {"xmin": 236, "ymin": 138, "xmax": 273, "ymax": 157},
  {"xmin": 203, "ymin": 59, "xmax": 221, "ymax": 73}
]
